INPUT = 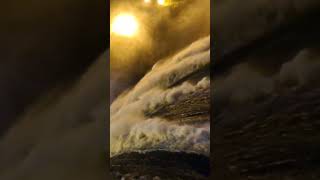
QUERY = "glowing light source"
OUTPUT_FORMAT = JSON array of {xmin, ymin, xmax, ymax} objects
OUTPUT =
[
  {"xmin": 111, "ymin": 14, "xmax": 139, "ymax": 37},
  {"xmin": 144, "ymin": 0, "xmax": 151, "ymax": 3},
  {"xmin": 157, "ymin": 0, "xmax": 166, "ymax": 6}
]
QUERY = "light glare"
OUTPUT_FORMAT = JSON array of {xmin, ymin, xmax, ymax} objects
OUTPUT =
[
  {"xmin": 157, "ymin": 0, "xmax": 165, "ymax": 6},
  {"xmin": 111, "ymin": 14, "xmax": 139, "ymax": 37}
]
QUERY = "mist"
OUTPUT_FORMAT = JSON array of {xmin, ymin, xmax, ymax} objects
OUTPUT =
[
  {"xmin": 0, "ymin": 0, "xmax": 107, "ymax": 135},
  {"xmin": 110, "ymin": 0, "xmax": 210, "ymax": 101},
  {"xmin": 0, "ymin": 51, "xmax": 108, "ymax": 180},
  {"xmin": 213, "ymin": 0, "xmax": 320, "ymax": 57},
  {"xmin": 213, "ymin": 48, "xmax": 320, "ymax": 115}
]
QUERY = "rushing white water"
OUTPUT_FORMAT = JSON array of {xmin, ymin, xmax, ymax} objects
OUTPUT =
[{"xmin": 110, "ymin": 36, "xmax": 210, "ymax": 157}]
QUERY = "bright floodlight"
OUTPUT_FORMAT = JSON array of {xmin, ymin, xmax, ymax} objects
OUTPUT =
[
  {"xmin": 144, "ymin": 0, "xmax": 151, "ymax": 3},
  {"xmin": 111, "ymin": 14, "xmax": 139, "ymax": 37},
  {"xmin": 157, "ymin": 0, "xmax": 166, "ymax": 6}
]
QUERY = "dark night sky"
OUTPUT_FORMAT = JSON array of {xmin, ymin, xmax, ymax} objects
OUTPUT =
[{"xmin": 0, "ymin": 0, "xmax": 108, "ymax": 135}]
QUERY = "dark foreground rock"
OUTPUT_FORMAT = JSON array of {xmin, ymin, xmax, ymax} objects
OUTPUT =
[{"xmin": 110, "ymin": 151, "xmax": 210, "ymax": 180}]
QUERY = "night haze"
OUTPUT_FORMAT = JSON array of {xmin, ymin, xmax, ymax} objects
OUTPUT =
[{"xmin": 110, "ymin": 0, "xmax": 210, "ymax": 179}]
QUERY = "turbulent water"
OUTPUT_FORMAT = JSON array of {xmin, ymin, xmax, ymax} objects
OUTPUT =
[{"xmin": 110, "ymin": 36, "xmax": 210, "ymax": 157}]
